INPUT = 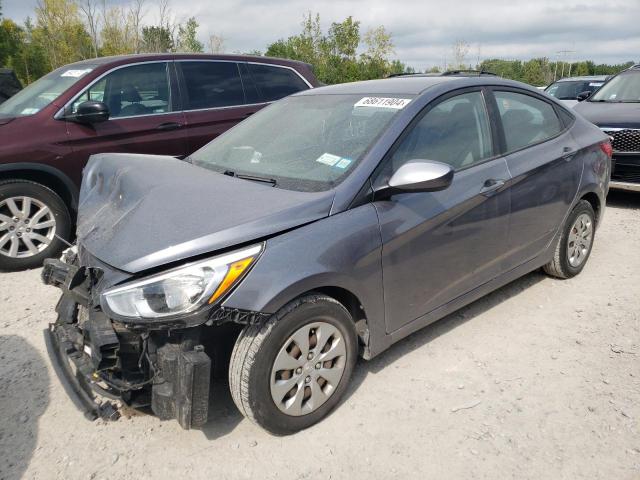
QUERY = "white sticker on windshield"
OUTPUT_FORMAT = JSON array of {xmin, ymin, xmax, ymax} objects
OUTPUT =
[
  {"xmin": 354, "ymin": 97, "xmax": 411, "ymax": 109},
  {"xmin": 316, "ymin": 153, "xmax": 342, "ymax": 166},
  {"xmin": 589, "ymin": 82, "xmax": 604, "ymax": 87},
  {"xmin": 61, "ymin": 69, "xmax": 92, "ymax": 78}
]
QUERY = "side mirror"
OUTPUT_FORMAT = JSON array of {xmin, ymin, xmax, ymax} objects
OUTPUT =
[
  {"xmin": 576, "ymin": 91, "xmax": 592, "ymax": 102},
  {"xmin": 72, "ymin": 101, "xmax": 110, "ymax": 124},
  {"xmin": 383, "ymin": 159, "xmax": 454, "ymax": 196}
]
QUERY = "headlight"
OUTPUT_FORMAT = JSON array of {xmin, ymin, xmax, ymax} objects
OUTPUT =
[{"xmin": 101, "ymin": 244, "xmax": 262, "ymax": 319}]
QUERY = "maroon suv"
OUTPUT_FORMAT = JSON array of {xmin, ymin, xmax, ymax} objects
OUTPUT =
[{"xmin": 0, "ymin": 54, "xmax": 319, "ymax": 270}]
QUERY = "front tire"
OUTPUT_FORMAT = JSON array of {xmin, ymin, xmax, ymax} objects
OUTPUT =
[
  {"xmin": 543, "ymin": 200, "xmax": 596, "ymax": 279},
  {"xmin": 0, "ymin": 180, "xmax": 72, "ymax": 271},
  {"xmin": 229, "ymin": 294, "xmax": 358, "ymax": 435}
]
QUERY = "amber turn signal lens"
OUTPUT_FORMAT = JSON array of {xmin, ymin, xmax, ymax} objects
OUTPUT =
[{"xmin": 208, "ymin": 257, "xmax": 255, "ymax": 304}]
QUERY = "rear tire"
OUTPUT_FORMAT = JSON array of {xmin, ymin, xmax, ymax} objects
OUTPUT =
[
  {"xmin": 229, "ymin": 294, "xmax": 358, "ymax": 435},
  {"xmin": 543, "ymin": 200, "xmax": 595, "ymax": 279},
  {"xmin": 0, "ymin": 180, "xmax": 72, "ymax": 271}
]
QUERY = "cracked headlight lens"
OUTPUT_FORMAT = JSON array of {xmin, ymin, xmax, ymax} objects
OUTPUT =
[{"xmin": 101, "ymin": 244, "xmax": 262, "ymax": 319}]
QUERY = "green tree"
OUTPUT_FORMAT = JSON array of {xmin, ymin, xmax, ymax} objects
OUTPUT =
[
  {"xmin": 265, "ymin": 13, "xmax": 402, "ymax": 84},
  {"xmin": 34, "ymin": 0, "xmax": 92, "ymax": 69},
  {"xmin": 176, "ymin": 17, "xmax": 203, "ymax": 53},
  {"xmin": 100, "ymin": 5, "xmax": 134, "ymax": 56},
  {"xmin": 141, "ymin": 25, "xmax": 172, "ymax": 52}
]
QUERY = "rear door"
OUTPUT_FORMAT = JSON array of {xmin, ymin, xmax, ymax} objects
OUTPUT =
[
  {"xmin": 63, "ymin": 61, "xmax": 187, "ymax": 185},
  {"xmin": 374, "ymin": 88, "xmax": 512, "ymax": 332},
  {"xmin": 488, "ymin": 88, "xmax": 582, "ymax": 265},
  {"xmin": 177, "ymin": 60, "xmax": 259, "ymax": 153}
]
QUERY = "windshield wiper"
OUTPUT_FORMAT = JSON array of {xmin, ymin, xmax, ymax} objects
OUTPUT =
[{"xmin": 224, "ymin": 170, "xmax": 277, "ymax": 186}]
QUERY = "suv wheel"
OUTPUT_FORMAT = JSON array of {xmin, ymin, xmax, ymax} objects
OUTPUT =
[
  {"xmin": 0, "ymin": 180, "xmax": 72, "ymax": 271},
  {"xmin": 229, "ymin": 294, "xmax": 358, "ymax": 435}
]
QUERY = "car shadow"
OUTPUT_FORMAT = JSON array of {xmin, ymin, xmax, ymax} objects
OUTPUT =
[
  {"xmin": 0, "ymin": 335, "xmax": 49, "ymax": 480},
  {"xmin": 607, "ymin": 190, "xmax": 640, "ymax": 209},
  {"xmin": 342, "ymin": 270, "xmax": 547, "ymax": 401}
]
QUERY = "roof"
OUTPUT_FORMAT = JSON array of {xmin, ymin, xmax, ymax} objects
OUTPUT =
[
  {"xmin": 296, "ymin": 76, "xmax": 464, "ymax": 96},
  {"xmin": 63, "ymin": 53, "xmax": 311, "ymax": 69},
  {"xmin": 296, "ymin": 75, "xmax": 531, "ymax": 96},
  {"xmin": 554, "ymin": 75, "xmax": 609, "ymax": 82}
]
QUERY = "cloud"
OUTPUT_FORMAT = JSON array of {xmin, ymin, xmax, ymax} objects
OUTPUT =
[{"xmin": 3, "ymin": 0, "xmax": 639, "ymax": 69}]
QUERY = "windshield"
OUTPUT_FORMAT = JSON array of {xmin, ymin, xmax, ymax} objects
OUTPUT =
[
  {"xmin": 546, "ymin": 80, "xmax": 604, "ymax": 100},
  {"xmin": 590, "ymin": 72, "xmax": 640, "ymax": 102},
  {"xmin": 0, "ymin": 65, "xmax": 96, "ymax": 118},
  {"xmin": 189, "ymin": 94, "xmax": 413, "ymax": 192}
]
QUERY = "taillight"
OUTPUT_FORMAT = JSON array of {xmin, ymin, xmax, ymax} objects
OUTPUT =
[{"xmin": 600, "ymin": 141, "xmax": 613, "ymax": 158}]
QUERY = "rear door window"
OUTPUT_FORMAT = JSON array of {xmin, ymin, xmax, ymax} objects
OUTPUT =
[
  {"xmin": 494, "ymin": 91, "xmax": 563, "ymax": 152},
  {"xmin": 247, "ymin": 63, "xmax": 309, "ymax": 102},
  {"xmin": 179, "ymin": 61, "xmax": 245, "ymax": 110}
]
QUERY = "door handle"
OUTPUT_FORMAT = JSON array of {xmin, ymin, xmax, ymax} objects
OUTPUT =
[
  {"xmin": 480, "ymin": 178, "xmax": 506, "ymax": 196},
  {"xmin": 562, "ymin": 146, "xmax": 575, "ymax": 161},
  {"xmin": 156, "ymin": 122, "xmax": 183, "ymax": 131}
]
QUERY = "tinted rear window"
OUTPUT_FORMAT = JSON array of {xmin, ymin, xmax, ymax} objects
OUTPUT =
[
  {"xmin": 247, "ymin": 64, "xmax": 309, "ymax": 102},
  {"xmin": 180, "ymin": 61, "xmax": 245, "ymax": 109}
]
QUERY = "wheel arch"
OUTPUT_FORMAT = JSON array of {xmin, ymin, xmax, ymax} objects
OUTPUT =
[
  {"xmin": 579, "ymin": 191, "xmax": 601, "ymax": 227},
  {"xmin": 0, "ymin": 163, "xmax": 79, "ymax": 217}
]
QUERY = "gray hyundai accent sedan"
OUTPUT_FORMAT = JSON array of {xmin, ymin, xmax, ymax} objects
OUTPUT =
[{"xmin": 42, "ymin": 75, "xmax": 611, "ymax": 435}]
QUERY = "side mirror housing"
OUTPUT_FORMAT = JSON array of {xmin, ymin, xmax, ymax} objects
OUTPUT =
[
  {"xmin": 576, "ymin": 91, "xmax": 592, "ymax": 102},
  {"xmin": 379, "ymin": 159, "xmax": 454, "ymax": 198},
  {"xmin": 72, "ymin": 101, "xmax": 110, "ymax": 124}
]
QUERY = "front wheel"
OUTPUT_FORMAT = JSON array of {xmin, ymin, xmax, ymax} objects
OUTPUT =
[
  {"xmin": 0, "ymin": 180, "xmax": 72, "ymax": 271},
  {"xmin": 229, "ymin": 294, "xmax": 358, "ymax": 435},
  {"xmin": 543, "ymin": 200, "xmax": 596, "ymax": 279}
]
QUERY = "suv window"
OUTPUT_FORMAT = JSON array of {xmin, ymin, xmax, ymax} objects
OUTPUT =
[
  {"xmin": 180, "ymin": 61, "xmax": 245, "ymax": 110},
  {"xmin": 391, "ymin": 91, "xmax": 493, "ymax": 171},
  {"xmin": 71, "ymin": 62, "xmax": 171, "ymax": 118},
  {"xmin": 247, "ymin": 64, "xmax": 309, "ymax": 102},
  {"xmin": 546, "ymin": 80, "xmax": 604, "ymax": 100},
  {"xmin": 494, "ymin": 91, "xmax": 563, "ymax": 152}
]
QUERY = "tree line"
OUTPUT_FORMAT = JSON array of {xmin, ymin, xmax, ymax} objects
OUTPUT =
[
  {"xmin": 0, "ymin": 0, "xmax": 204, "ymax": 84},
  {"xmin": 0, "ymin": 1, "xmax": 636, "ymax": 87}
]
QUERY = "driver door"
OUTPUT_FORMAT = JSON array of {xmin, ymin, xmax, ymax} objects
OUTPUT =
[
  {"xmin": 374, "ymin": 88, "xmax": 512, "ymax": 332},
  {"xmin": 62, "ymin": 61, "xmax": 187, "ymax": 186}
]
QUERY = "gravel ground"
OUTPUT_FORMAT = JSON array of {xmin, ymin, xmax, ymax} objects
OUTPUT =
[{"xmin": 1, "ymin": 191, "xmax": 639, "ymax": 480}]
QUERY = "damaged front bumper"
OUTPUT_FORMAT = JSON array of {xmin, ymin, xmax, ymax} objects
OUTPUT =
[{"xmin": 42, "ymin": 257, "xmax": 217, "ymax": 429}]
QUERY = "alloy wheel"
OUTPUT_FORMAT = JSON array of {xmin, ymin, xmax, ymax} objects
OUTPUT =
[
  {"xmin": 567, "ymin": 213, "xmax": 592, "ymax": 268},
  {"xmin": 270, "ymin": 321, "xmax": 347, "ymax": 416},
  {"xmin": 0, "ymin": 196, "xmax": 57, "ymax": 258}
]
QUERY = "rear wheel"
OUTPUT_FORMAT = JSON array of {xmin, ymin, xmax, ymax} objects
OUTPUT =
[
  {"xmin": 0, "ymin": 180, "xmax": 72, "ymax": 271},
  {"xmin": 229, "ymin": 294, "xmax": 358, "ymax": 435},
  {"xmin": 543, "ymin": 200, "xmax": 596, "ymax": 279}
]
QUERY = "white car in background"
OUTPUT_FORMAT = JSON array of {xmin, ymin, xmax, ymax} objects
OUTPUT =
[{"xmin": 545, "ymin": 75, "xmax": 609, "ymax": 107}]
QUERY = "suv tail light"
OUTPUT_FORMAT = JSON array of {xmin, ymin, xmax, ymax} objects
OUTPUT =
[{"xmin": 600, "ymin": 141, "xmax": 613, "ymax": 158}]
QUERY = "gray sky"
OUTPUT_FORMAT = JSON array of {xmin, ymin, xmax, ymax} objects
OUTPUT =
[{"xmin": 3, "ymin": 0, "xmax": 639, "ymax": 70}]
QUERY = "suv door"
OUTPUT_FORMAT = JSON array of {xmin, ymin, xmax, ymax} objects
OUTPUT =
[
  {"xmin": 489, "ymin": 89, "xmax": 581, "ymax": 265},
  {"xmin": 62, "ymin": 61, "xmax": 187, "ymax": 185},
  {"xmin": 373, "ymin": 89, "xmax": 512, "ymax": 333},
  {"xmin": 177, "ymin": 60, "xmax": 259, "ymax": 153}
]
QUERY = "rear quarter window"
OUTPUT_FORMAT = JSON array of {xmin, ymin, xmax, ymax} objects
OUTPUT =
[{"xmin": 247, "ymin": 64, "xmax": 309, "ymax": 102}]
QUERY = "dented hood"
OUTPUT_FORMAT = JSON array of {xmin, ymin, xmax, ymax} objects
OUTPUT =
[{"xmin": 77, "ymin": 154, "xmax": 334, "ymax": 273}]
